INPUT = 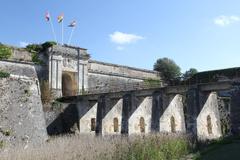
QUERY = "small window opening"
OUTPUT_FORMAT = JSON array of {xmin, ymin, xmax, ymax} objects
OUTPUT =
[
  {"xmin": 139, "ymin": 117, "xmax": 145, "ymax": 133},
  {"xmin": 113, "ymin": 117, "xmax": 119, "ymax": 132},
  {"xmin": 91, "ymin": 118, "xmax": 96, "ymax": 131}
]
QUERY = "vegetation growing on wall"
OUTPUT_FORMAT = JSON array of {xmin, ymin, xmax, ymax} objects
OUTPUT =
[
  {"xmin": 26, "ymin": 41, "xmax": 57, "ymax": 53},
  {"xmin": 0, "ymin": 44, "xmax": 12, "ymax": 60},
  {"xmin": 143, "ymin": 78, "xmax": 161, "ymax": 87},
  {"xmin": 26, "ymin": 41, "xmax": 57, "ymax": 65},
  {"xmin": 0, "ymin": 71, "xmax": 10, "ymax": 78},
  {"xmin": 40, "ymin": 80, "xmax": 53, "ymax": 104},
  {"xmin": 41, "ymin": 41, "xmax": 57, "ymax": 50},
  {"xmin": 31, "ymin": 52, "xmax": 44, "ymax": 65}
]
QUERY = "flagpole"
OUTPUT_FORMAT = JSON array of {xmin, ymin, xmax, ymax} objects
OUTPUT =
[
  {"xmin": 67, "ymin": 27, "xmax": 75, "ymax": 45},
  {"xmin": 49, "ymin": 18, "xmax": 57, "ymax": 43},
  {"xmin": 62, "ymin": 19, "xmax": 64, "ymax": 45}
]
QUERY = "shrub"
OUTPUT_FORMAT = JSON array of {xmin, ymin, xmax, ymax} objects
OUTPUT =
[
  {"xmin": 26, "ymin": 44, "xmax": 43, "ymax": 53},
  {"xmin": 31, "ymin": 52, "xmax": 44, "ymax": 65},
  {"xmin": 0, "ymin": 71, "xmax": 10, "ymax": 78},
  {"xmin": 0, "ymin": 44, "xmax": 12, "ymax": 60},
  {"xmin": 42, "ymin": 41, "xmax": 57, "ymax": 50}
]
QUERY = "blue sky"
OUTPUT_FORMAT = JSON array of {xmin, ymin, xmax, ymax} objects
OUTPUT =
[{"xmin": 0, "ymin": 0, "xmax": 240, "ymax": 72}]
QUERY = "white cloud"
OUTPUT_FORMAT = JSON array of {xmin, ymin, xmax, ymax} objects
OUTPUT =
[
  {"xmin": 214, "ymin": 15, "xmax": 240, "ymax": 27},
  {"xmin": 19, "ymin": 41, "xmax": 29, "ymax": 47},
  {"xmin": 110, "ymin": 31, "xmax": 144, "ymax": 44}
]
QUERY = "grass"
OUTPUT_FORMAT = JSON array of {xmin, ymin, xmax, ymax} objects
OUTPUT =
[
  {"xmin": 193, "ymin": 136, "xmax": 240, "ymax": 160},
  {"xmin": 0, "ymin": 134, "xmax": 192, "ymax": 160}
]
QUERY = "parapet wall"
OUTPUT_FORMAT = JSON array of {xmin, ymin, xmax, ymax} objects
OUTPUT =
[
  {"xmin": 87, "ymin": 60, "xmax": 161, "ymax": 89},
  {"xmin": 88, "ymin": 60, "xmax": 160, "ymax": 80}
]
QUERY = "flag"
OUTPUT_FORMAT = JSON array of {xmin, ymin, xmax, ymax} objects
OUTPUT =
[
  {"xmin": 57, "ymin": 13, "xmax": 64, "ymax": 23},
  {"xmin": 68, "ymin": 20, "xmax": 76, "ymax": 27},
  {"xmin": 45, "ymin": 11, "xmax": 50, "ymax": 21}
]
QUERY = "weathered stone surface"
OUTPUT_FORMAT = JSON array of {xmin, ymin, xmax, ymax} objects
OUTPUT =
[
  {"xmin": 197, "ymin": 92, "xmax": 222, "ymax": 140},
  {"xmin": 102, "ymin": 99, "xmax": 123, "ymax": 135},
  {"xmin": 160, "ymin": 94, "xmax": 186, "ymax": 133},
  {"xmin": 129, "ymin": 96, "xmax": 153, "ymax": 135},
  {"xmin": 0, "ymin": 76, "xmax": 47, "ymax": 149}
]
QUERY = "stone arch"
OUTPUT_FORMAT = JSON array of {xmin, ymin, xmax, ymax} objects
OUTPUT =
[
  {"xmin": 207, "ymin": 115, "xmax": 213, "ymax": 135},
  {"xmin": 113, "ymin": 117, "xmax": 119, "ymax": 132},
  {"xmin": 62, "ymin": 72, "xmax": 77, "ymax": 96},
  {"xmin": 171, "ymin": 116, "xmax": 176, "ymax": 133},
  {"xmin": 139, "ymin": 117, "xmax": 145, "ymax": 133}
]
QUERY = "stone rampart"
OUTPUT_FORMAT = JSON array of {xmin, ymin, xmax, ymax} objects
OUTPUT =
[{"xmin": 0, "ymin": 61, "xmax": 47, "ymax": 149}]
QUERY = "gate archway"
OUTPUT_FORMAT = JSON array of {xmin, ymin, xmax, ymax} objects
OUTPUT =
[{"xmin": 62, "ymin": 72, "xmax": 77, "ymax": 96}]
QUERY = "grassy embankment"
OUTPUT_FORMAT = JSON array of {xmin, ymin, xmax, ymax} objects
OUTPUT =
[{"xmin": 1, "ymin": 134, "xmax": 193, "ymax": 160}]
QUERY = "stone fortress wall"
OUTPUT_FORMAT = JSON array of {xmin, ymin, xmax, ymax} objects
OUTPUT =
[
  {"xmin": 59, "ymin": 81, "xmax": 240, "ymax": 140},
  {"xmin": 45, "ymin": 45, "xmax": 161, "ymax": 97},
  {"xmin": 0, "ymin": 44, "xmax": 162, "ymax": 148},
  {"xmin": 0, "ymin": 44, "xmax": 240, "ymax": 149},
  {"xmin": 0, "ymin": 60, "xmax": 47, "ymax": 149}
]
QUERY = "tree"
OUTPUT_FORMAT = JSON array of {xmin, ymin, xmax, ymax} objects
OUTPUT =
[
  {"xmin": 153, "ymin": 57, "xmax": 181, "ymax": 82},
  {"xmin": 183, "ymin": 68, "xmax": 198, "ymax": 80}
]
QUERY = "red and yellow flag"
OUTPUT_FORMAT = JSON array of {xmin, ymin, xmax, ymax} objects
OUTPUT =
[{"xmin": 57, "ymin": 13, "xmax": 64, "ymax": 23}]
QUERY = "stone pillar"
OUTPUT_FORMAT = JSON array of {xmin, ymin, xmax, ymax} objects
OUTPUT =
[
  {"xmin": 185, "ymin": 88, "xmax": 200, "ymax": 135},
  {"xmin": 49, "ymin": 54, "xmax": 63, "ymax": 97},
  {"xmin": 78, "ymin": 60, "xmax": 88, "ymax": 94},
  {"xmin": 151, "ymin": 91, "xmax": 163, "ymax": 132},
  {"xmin": 96, "ymin": 96, "xmax": 107, "ymax": 135}
]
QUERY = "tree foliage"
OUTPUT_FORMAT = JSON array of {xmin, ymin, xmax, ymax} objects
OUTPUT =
[
  {"xmin": 153, "ymin": 57, "xmax": 181, "ymax": 82},
  {"xmin": 183, "ymin": 68, "xmax": 198, "ymax": 80},
  {"xmin": 0, "ymin": 44, "xmax": 12, "ymax": 60}
]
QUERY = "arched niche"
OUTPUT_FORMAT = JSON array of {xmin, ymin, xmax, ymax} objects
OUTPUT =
[
  {"xmin": 207, "ymin": 115, "xmax": 213, "ymax": 135},
  {"xmin": 139, "ymin": 117, "xmax": 145, "ymax": 133},
  {"xmin": 171, "ymin": 116, "xmax": 176, "ymax": 133},
  {"xmin": 113, "ymin": 117, "xmax": 119, "ymax": 132}
]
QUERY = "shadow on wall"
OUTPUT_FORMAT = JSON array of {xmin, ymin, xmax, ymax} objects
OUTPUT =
[{"xmin": 47, "ymin": 103, "xmax": 79, "ymax": 136}]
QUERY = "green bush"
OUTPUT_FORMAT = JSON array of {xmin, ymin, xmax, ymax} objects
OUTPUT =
[
  {"xmin": 0, "ymin": 71, "xmax": 10, "ymax": 78},
  {"xmin": 31, "ymin": 52, "xmax": 44, "ymax": 65},
  {"xmin": 0, "ymin": 44, "xmax": 12, "ymax": 60},
  {"xmin": 26, "ymin": 44, "xmax": 43, "ymax": 53},
  {"xmin": 42, "ymin": 41, "xmax": 57, "ymax": 50}
]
